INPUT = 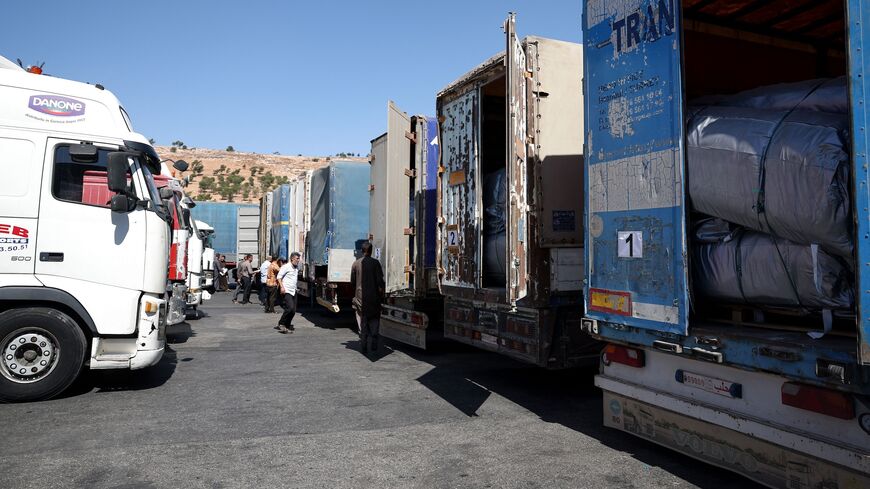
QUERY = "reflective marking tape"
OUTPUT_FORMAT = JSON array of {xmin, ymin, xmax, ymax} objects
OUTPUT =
[
  {"xmin": 589, "ymin": 288, "xmax": 632, "ymax": 316},
  {"xmin": 632, "ymin": 301, "xmax": 679, "ymax": 324}
]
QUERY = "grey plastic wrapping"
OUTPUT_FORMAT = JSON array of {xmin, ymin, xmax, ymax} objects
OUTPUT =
[
  {"xmin": 307, "ymin": 166, "xmax": 329, "ymax": 266},
  {"xmin": 482, "ymin": 169, "xmax": 507, "ymax": 284},
  {"xmin": 483, "ymin": 168, "xmax": 506, "ymax": 236},
  {"xmin": 687, "ymin": 106, "xmax": 852, "ymax": 259},
  {"xmin": 692, "ymin": 219, "xmax": 854, "ymax": 310},
  {"xmin": 718, "ymin": 77, "xmax": 848, "ymax": 114}
]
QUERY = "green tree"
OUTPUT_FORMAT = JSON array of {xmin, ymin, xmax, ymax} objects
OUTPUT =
[
  {"xmin": 198, "ymin": 176, "xmax": 215, "ymax": 191},
  {"xmin": 226, "ymin": 145, "xmax": 235, "ymax": 152}
]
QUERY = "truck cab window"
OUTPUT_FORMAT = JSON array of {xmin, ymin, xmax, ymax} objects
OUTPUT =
[{"xmin": 52, "ymin": 145, "xmax": 132, "ymax": 208}]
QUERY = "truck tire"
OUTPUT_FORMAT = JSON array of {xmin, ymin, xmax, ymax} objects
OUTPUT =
[{"xmin": 0, "ymin": 308, "xmax": 87, "ymax": 402}]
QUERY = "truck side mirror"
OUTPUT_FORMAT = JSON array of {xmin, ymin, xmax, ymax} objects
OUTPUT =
[
  {"xmin": 110, "ymin": 194, "xmax": 135, "ymax": 213},
  {"xmin": 173, "ymin": 160, "xmax": 189, "ymax": 172},
  {"xmin": 107, "ymin": 152, "xmax": 132, "ymax": 194}
]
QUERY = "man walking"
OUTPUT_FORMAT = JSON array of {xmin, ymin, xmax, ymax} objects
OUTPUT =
[
  {"xmin": 213, "ymin": 254, "xmax": 225, "ymax": 292},
  {"xmin": 258, "ymin": 255, "xmax": 273, "ymax": 305},
  {"xmin": 350, "ymin": 241, "xmax": 384, "ymax": 354},
  {"xmin": 233, "ymin": 254, "xmax": 255, "ymax": 304},
  {"xmin": 276, "ymin": 252, "xmax": 301, "ymax": 333}
]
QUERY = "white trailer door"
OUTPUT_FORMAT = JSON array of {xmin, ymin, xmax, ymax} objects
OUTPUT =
[{"xmin": 505, "ymin": 13, "xmax": 529, "ymax": 305}]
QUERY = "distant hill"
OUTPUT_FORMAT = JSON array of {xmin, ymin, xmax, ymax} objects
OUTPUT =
[{"xmin": 154, "ymin": 146, "xmax": 367, "ymax": 203}]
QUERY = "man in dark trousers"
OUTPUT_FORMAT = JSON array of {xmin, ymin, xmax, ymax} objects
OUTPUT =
[
  {"xmin": 276, "ymin": 252, "xmax": 301, "ymax": 334},
  {"xmin": 350, "ymin": 241, "xmax": 385, "ymax": 354}
]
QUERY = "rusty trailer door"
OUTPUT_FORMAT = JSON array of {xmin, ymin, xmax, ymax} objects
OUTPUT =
[
  {"xmin": 505, "ymin": 13, "xmax": 529, "ymax": 305},
  {"xmin": 438, "ymin": 90, "xmax": 479, "ymax": 289}
]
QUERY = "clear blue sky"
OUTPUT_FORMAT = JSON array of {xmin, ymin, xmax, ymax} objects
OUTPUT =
[{"xmin": 3, "ymin": 1, "xmax": 581, "ymax": 155}]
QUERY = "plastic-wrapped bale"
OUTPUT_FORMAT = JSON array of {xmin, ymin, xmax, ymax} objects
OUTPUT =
[
  {"xmin": 687, "ymin": 105, "xmax": 852, "ymax": 259},
  {"xmin": 692, "ymin": 219, "xmax": 854, "ymax": 310},
  {"xmin": 483, "ymin": 169, "xmax": 506, "ymax": 284},
  {"xmin": 718, "ymin": 77, "xmax": 848, "ymax": 114}
]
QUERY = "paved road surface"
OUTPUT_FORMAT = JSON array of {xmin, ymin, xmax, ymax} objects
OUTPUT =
[{"xmin": 0, "ymin": 292, "xmax": 760, "ymax": 488}]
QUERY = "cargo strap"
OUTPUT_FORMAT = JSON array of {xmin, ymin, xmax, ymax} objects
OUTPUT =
[{"xmin": 752, "ymin": 80, "xmax": 829, "ymax": 312}]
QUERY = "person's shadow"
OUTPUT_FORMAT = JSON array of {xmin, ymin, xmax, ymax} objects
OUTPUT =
[{"xmin": 342, "ymin": 339, "xmax": 394, "ymax": 362}]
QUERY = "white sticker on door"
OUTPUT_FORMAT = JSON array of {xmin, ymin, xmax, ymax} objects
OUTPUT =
[{"xmin": 617, "ymin": 231, "xmax": 642, "ymax": 258}]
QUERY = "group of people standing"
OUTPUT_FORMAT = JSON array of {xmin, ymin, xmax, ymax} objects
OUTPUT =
[
  {"xmin": 259, "ymin": 253, "xmax": 302, "ymax": 334},
  {"xmin": 213, "ymin": 242, "xmax": 385, "ymax": 353}
]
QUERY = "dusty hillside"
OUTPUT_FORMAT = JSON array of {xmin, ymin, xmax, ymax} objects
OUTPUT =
[{"xmin": 154, "ymin": 146, "xmax": 367, "ymax": 203}]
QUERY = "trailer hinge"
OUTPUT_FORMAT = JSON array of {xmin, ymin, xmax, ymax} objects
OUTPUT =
[
  {"xmin": 524, "ymin": 70, "xmax": 533, "ymax": 79},
  {"xmin": 368, "ymin": 233, "xmax": 374, "ymax": 241},
  {"xmin": 437, "ymin": 216, "xmax": 445, "ymax": 224},
  {"xmin": 438, "ymin": 267, "xmax": 445, "ymax": 276},
  {"xmin": 437, "ymin": 115, "xmax": 446, "ymax": 123},
  {"xmin": 403, "ymin": 227, "xmax": 416, "ymax": 236},
  {"xmin": 404, "ymin": 168, "xmax": 417, "ymax": 178},
  {"xmin": 405, "ymin": 131, "xmax": 417, "ymax": 143},
  {"xmin": 438, "ymin": 165, "xmax": 446, "ymax": 174},
  {"xmin": 404, "ymin": 265, "xmax": 415, "ymax": 273},
  {"xmin": 368, "ymin": 184, "xmax": 375, "ymax": 192}
]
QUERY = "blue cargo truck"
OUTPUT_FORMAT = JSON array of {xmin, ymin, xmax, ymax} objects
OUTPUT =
[
  {"xmin": 298, "ymin": 160, "xmax": 370, "ymax": 312},
  {"xmin": 369, "ymin": 102, "xmax": 442, "ymax": 349},
  {"xmin": 190, "ymin": 201, "xmax": 260, "ymax": 268},
  {"xmin": 581, "ymin": 1, "xmax": 869, "ymax": 486},
  {"xmin": 270, "ymin": 184, "xmax": 291, "ymax": 260}
]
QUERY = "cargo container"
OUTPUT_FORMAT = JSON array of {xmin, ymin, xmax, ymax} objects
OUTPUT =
[
  {"xmin": 580, "ymin": 1, "xmax": 870, "ymax": 486},
  {"xmin": 436, "ymin": 15, "xmax": 598, "ymax": 367},
  {"xmin": 189, "ymin": 202, "xmax": 260, "ymax": 267},
  {"xmin": 369, "ymin": 102, "xmax": 442, "ymax": 349},
  {"xmin": 270, "ymin": 184, "xmax": 291, "ymax": 259},
  {"xmin": 290, "ymin": 171, "xmax": 313, "ymax": 284},
  {"xmin": 258, "ymin": 191, "xmax": 272, "ymax": 263},
  {"xmin": 300, "ymin": 160, "xmax": 370, "ymax": 312}
]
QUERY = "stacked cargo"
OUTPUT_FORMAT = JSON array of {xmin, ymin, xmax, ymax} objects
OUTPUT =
[{"xmin": 687, "ymin": 78, "xmax": 854, "ymax": 316}]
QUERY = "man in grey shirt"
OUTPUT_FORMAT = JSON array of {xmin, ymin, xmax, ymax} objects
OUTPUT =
[{"xmin": 233, "ymin": 254, "xmax": 255, "ymax": 304}]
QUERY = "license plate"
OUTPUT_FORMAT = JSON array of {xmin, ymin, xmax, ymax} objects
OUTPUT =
[{"xmin": 676, "ymin": 370, "xmax": 742, "ymax": 399}]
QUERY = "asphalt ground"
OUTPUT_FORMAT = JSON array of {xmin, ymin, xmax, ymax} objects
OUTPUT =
[{"xmin": 0, "ymin": 291, "xmax": 760, "ymax": 489}]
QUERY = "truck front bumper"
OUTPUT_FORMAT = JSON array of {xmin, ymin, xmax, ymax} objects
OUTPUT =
[
  {"xmin": 167, "ymin": 283, "xmax": 188, "ymax": 325},
  {"xmin": 130, "ymin": 294, "xmax": 166, "ymax": 369}
]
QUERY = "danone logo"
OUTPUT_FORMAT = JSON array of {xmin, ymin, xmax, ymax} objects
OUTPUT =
[{"xmin": 28, "ymin": 95, "xmax": 86, "ymax": 117}]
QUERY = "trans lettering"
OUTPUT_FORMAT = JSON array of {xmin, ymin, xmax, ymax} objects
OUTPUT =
[
  {"xmin": 612, "ymin": 0, "xmax": 675, "ymax": 54},
  {"xmin": 0, "ymin": 224, "xmax": 29, "ymax": 238}
]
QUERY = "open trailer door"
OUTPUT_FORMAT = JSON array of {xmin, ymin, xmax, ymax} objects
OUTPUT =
[
  {"xmin": 583, "ymin": 0, "xmax": 689, "ymax": 335},
  {"xmin": 849, "ymin": 0, "xmax": 870, "ymax": 364},
  {"xmin": 505, "ymin": 13, "xmax": 529, "ymax": 306}
]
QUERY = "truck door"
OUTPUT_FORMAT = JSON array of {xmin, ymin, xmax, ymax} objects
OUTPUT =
[
  {"xmin": 583, "ymin": 0, "xmax": 688, "ymax": 334},
  {"xmin": 505, "ymin": 13, "xmax": 529, "ymax": 305},
  {"xmin": 850, "ymin": 0, "xmax": 870, "ymax": 364},
  {"xmin": 438, "ymin": 88, "xmax": 479, "ymax": 290},
  {"xmin": 376, "ymin": 101, "xmax": 412, "ymax": 294},
  {"xmin": 36, "ymin": 138, "xmax": 147, "ymax": 292}
]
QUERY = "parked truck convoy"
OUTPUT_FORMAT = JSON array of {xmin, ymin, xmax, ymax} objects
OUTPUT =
[
  {"xmin": 580, "ymin": 0, "xmax": 870, "ymax": 486},
  {"xmin": 368, "ymin": 103, "xmax": 442, "ymax": 349},
  {"xmin": 436, "ymin": 15, "xmax": 598, "ymax": 366},
  {"xmin": 0, "ymin": 56, "xmax": 169, "ymax": 401}
]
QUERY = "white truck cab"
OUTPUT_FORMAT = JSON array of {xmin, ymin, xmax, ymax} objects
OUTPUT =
[
  {"xmin": 0, "ymin": 56, "xmax": 169, "ymax": 401},
  {"xmin": 185, "ymin": 218, "xmax": 215, "ymax": 310}
]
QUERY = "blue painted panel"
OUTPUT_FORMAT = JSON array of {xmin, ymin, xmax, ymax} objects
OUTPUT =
[
  {"xmin": 849, "ymin": 0, "xmax": 870, "ymax": 364},
  {"xmin": 270, "ymin": 184, "xmax": 290, "ymax": 259},
  {"xmin": 423, "ymin": 117, "xmax": 439, "ymax": 268},
  {"xmin": 329, "ymin": 160, "xmax": 370, "ymax": 252},
  {"xmin": 190, "ymin": 202, "xmax": 257, "ymax": 258},
  {"xmin": 583, "ymin": 0, "xmax": 688, "ymax": 334}
]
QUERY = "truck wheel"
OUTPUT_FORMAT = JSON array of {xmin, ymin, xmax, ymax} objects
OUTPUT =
[{"xmin": 0, "ymin": 308, "xmax": 87, "ymax": 403}]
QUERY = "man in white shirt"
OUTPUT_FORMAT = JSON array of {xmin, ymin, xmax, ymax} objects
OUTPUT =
[
  {"xmin": 276, "ymin": 252, "xmax": 301, "ymax": 334},
  {"xmin": 258, "ymin": 255, "xmax": 273, "ymax": 306}
]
